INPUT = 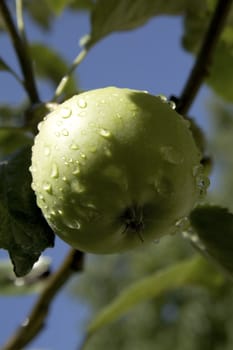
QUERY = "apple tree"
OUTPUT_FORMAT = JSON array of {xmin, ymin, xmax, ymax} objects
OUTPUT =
[{"xmin": 0, "ymin": 1, "xmax": 233, "ymax": 349}]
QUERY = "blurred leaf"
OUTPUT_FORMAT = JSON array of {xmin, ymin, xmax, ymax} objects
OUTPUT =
[
  {"xmin": 70, "ymin": 0, "xmax": 94, "ymax": 11},
  {"xmin": 24, "ymin": 0, "xmax": 54, "ymax": 30},
  {"xmin": 87, "ymin": 0, "xmax": 196, "ymax": 48},
  {"xmin": 30, "ymin": 43, "xmax": 77, "ymax": 97},
  {"xmin": 47, "ymin": 0, "xmax": 72, "ymax": 14},
  {"xmin": 0, "ymin": 57, "xmax": 11, "ymax": 72},
  {"xmin": 0, "ymin": 104, "xmax": 25, "ymax": 127},
  {"xmin": 207, "ymin": 42, "xmax": 233, "ymax": 102},
  {"xmin": 86, "ymin": 256, "xmax": 221, "ymax": 337},
  {"xmin": 0, "ymin": 256, "xmax": 51, "ymax": 295},
  {"xmin": 0, "ymin": 127, "xmax": 33, "ymax": 159},
  {"xmin": 0, "ymin": 147, "xmax": 54, "ymax": 277},
  {"xmin": 190, "ymin": 205, "xmax": 233, "ymax": 276}
]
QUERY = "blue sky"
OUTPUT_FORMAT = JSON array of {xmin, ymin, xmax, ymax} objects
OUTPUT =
[{"xmin": 0, "ymin": 8, "xmax": 212, "ymax": 350}]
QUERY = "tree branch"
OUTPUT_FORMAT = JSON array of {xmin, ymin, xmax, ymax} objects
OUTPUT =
[
  {"xmin": 2, "ymin": 249, "xmax": 85, "ymax": 350},
  {"xmin": 176, "ymin": 0, "xmax": 233, "ymax": 115},
  {"xmin": 0, "ymin": 0, "xmax": 40, "ymax": 105}
]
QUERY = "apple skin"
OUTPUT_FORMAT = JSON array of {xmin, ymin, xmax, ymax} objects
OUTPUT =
[{"xmin": 30, "ymin": 87, "xmax": 206, "ymax": 253}]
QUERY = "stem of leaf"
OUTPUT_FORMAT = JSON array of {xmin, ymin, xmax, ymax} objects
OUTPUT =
[{"xmin": 53, "ymin": 49, "xmax": 88, "ymax": 100}]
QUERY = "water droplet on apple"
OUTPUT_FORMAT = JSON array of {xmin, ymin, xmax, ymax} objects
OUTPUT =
[
  {"xmin": 72, "ymin": 167, "xmax": 80, "ymax": 175},
  {"xmin": 31, "ymin": 181, "xmax": 36, "ymax": 191},
  {"xmin": 66, "ymin": 220, "xmax": 81, "ymax": 229},
  {"xmin": 58, "ymin": 209, "xmax": 63, "ymax": 215},
  {"xmin": 99, "ymin": 128, "xmax": 111, "ymax": 138},
  {"xmin": 51, "ymin": 163, "xmax": 59, "ymax": 178},
  {"xmin": 44, "ymin": 146, "xmax": 51, "ymax": 156},
  {"xmin": 156, "ymin": 95, "xmax": 167, "ymax": 103},
  {"xmin": 62, "ymin": 129, "xmax": 69, "ymax": 136},
  {"xmin": 78, "ymin": 98, "xmax": 87, "ymax": 109},
  {"xmin": 43, "ymin": 182, "xmax": 52, "ymax": 194},
  {"xmin": 60, "ymin": 107, "xmax": 72, "ymax": 118},
  {"xmin": 80, "ymin": 153, "xmax": 86, "ymax": 159},
  {"xmin": 160, "ymin": 146, "xmax": 183, "ymax": 165},
  {"xmin": 154, "ymin": 174, "xmax": 171, "ymax": 196},
  {"xmin": 37, "ymin": 122, "xmax": 42, "ymax": 131},
  {"xmin": 72, "ymin": 181, "xmax": 85, "ymax": 193},
  {"xmin": 70, "ymin": 143, "xmax": 79, "ymax": 150},
  {"xmin": 168, "ymin": 100, "xmax": 176, "ymax": 110},
  {"xmin": 192, "ymin": 165, "xmax": 210, "ymax": 196}
]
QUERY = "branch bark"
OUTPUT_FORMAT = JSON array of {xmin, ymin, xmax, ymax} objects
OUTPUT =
[
  {"xmin": 176, "ymin": 0, "xmax": 233, "ymax": 115},
  {"xmin": 2, "ymin": 249, "xmax": 84, "ymax": 350},
  {"xmin": 0, "ymin": 0, "xmax": 40, "ymax": 105}
]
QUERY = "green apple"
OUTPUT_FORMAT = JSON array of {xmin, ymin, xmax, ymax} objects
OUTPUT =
[{"xmin": 30, "ymin": 87, "xmax": 208, "ymax": 253}]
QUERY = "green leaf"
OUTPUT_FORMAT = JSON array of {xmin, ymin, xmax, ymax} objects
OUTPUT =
[
  {"xmin": 70, "ymin": 0, "xmax": 94, "ymax": 11},
  {"xmin": 86, "ymin": 256, "xmax": 222, "ymax": 337},
  {"xmin": 87, "ymin": 0, "xmax": 191, "ymax": 48},
  {"xmin": 0, "ymin": 127, "xmax": 33, "ymax": 159},
  {"xmin": 47, "ymin": 0, "xmax": 72, "ymax": 14},
  {"xmin": 0, "ymin": 147, "xmax": 54, "ymax": 277},
  {"xmin": 30, "ymin": 43, "xmax": 77, "ymax": 97},
  {"xmin": 0, "ymin": 256, "xmax": 51, "ymax": 295},
  {"xmin": 207, "ymin": 42, "xmax": 233, "ymax": 102},
  {"xmin": 190, "ymin": 205, "xmax": 233, "ymax": 276},
  {"xmin": 24, "ymin": 0, "xmax": 54, "ymax": 30},
  {"xmin": 0, "ymin": 57, "xmax": 11, "ymax": 72}
]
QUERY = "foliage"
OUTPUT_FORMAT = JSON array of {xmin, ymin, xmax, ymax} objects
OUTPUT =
[{"xmin": 0, "ymin": 0, "xmax": 233, "ymax": 349}]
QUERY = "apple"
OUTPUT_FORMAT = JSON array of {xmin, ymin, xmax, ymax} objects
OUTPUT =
[{"xmin": 30, "ymin": 87, "xmax": 208, "ymax": 253}]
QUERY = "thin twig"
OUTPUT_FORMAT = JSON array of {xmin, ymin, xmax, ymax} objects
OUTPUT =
[
  {"xmin": 53, "ymin": 49, "xmax": 88, "ymax": 100},
  {"xmin": 176, "ymin": 0, "xmax": 233, "ymax": 115},
  {"xmin": 0, "ymin": 0, "xmax": 40, "ymax": 105},
  {"xmin": 2, "ymin": 249, "xmax": 85, "ymax": 350}
]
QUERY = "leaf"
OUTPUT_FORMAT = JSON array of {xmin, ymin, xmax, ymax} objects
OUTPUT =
[
  {"xmin": 0, "ymin": 127, "xmax": 33, "ymax": 159},
  {"xmin": 0, "ymin": 147, "xmax": 54, "ymax": 277},
  {"xmin": 189, "ymin": 205, "xmax": 233, "ymax": 276},
  {"xmin": 30, "ymin": 43, "xmax": 77, "ymax": 97},
  {"xmin": 70, "ymin": 0, "xmax": 94, "ymax": 11},
  {"xmin": 0, "ymin": 256, "xmax": 51, "ymax": 295},
  {"xmin": 207, "ymin": 42, "xmax": 233, "ymax": 102},
  {"xmin": 86, "ymin": 256, "xmax": 222, "ymax": 337},
  {"xmin": 47, "ymin": 0, "xmax": 72, "ymax": 14},
  {"xmin": 0, "ymin": 57, "xmax": 11, "ymax": 72},
  {"xmin": 24, "ymin": 0, "xmax": 54, "ymax": 30},
  {"xmin": 87, "ymin": 0, "xmax": 191, "ymax": 48}
]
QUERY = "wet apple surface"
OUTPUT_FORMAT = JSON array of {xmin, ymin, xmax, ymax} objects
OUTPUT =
[{"xmin": 30, "ymin": 87, "xmax": 207, "ymax": 253}]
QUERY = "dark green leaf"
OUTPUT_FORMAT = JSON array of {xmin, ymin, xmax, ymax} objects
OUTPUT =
[
  {"xmin": 30, "ymin": 43, "xmax": 77, "ymax": 97},
  {"xmin": 190, "ymin": 205, "xmax": 233, "ymax": 276},
  {"xmin": 0, "ymin": 127, "xmax": 33, "ymax": 159},
  {"xmin": 70, "ymin": 0, "xmax": 94, "ymax": 11},
  {"xmin": 0, "ymin": 57, "xmax": 11, "ymax": 72},
  {"xmin": 24, "ymin": 0, "xmax": 54, "ymax": 30},
  {"xmin": 47, "ymin": 0, "xmax": 72, "ymax": 14},
  {"xmin": 0, "ymin": 147, "xmax": 54, "ymax": 277},
  {"xmin": 87, "ymin": 0, "xmax": 195, "ymax": 48}
]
